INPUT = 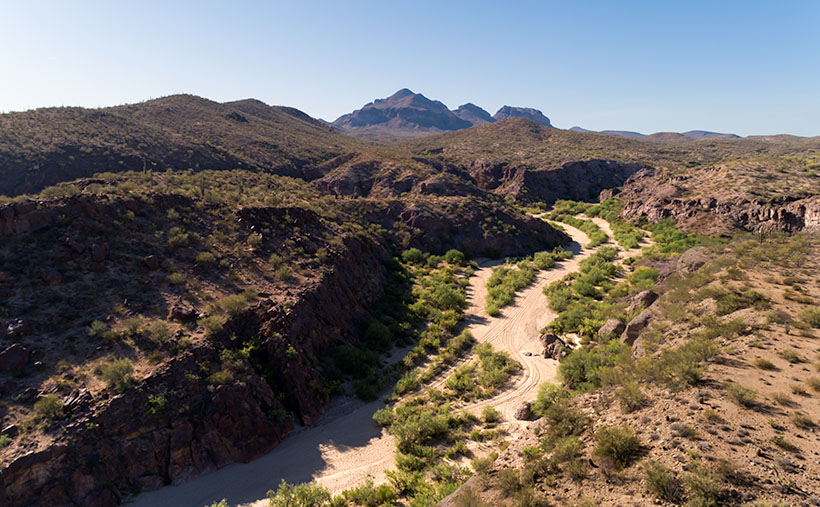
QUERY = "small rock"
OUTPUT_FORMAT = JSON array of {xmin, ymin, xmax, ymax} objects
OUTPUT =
[
  {"xmin": 1, "ymin": 424, "xmax": 19, "ymax": 437},
  {"xmin": 169, "ymin": 305, "xmax": 197, "ymax": 322},
  {"xmin": 5, "ymin": 318, "xmax": 31, "ymax": 338}
]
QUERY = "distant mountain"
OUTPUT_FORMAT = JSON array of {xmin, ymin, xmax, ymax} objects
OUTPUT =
[
  {"xmin": 332, "ymin": 89, "xmax": 472, "ymax": 140},
  {"xmin": 453, "ymin": 103, "xmax": 495, "ymax": 126},
  {"xmin": 493, "ymin": 106, "xmax": 552, "ymax": 127},
  {"xmin": 332, "ymin": 89, "xmax": 555, "ymax": 139},
  {"xmin": 570, "ymin": 126, "xmax": 739, "ymax": 141}
]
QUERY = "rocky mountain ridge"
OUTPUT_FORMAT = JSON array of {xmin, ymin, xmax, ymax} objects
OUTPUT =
[{"xmin": 331, "ymin": 89, "xmax": 552, "ymax": 139}]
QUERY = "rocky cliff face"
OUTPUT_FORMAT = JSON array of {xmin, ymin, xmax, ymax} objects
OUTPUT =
[
  {"xmin": 615, "ymin": 169, "xmax": 820, "ymax": 234},
  {"xmin": 0, "ymin": 226, "xmax": 389, "ymax": 506},
  {"xmin": 469, "ymin": 158, "xmax": 646, "ymax": 204}
]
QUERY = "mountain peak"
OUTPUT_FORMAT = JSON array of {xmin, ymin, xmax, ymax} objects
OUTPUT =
[{"xmin": 493, "ymin": 106, "xmax": 552, "ymax": 127}]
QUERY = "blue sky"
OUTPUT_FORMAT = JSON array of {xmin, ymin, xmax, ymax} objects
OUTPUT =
[{"xmin": 1, "ymin": 1, "xmax": 818, "ymax": 136}]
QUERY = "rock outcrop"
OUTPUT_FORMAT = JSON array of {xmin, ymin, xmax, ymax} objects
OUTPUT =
[
  {"xmin": 622, "ymin": 309, "xmax": 652, "ymax": 346},
  {"xmin": 540, "ymin": 332, "xmax": 569, "ymax": 360},
  {"xmin": 598, "ymin": 319, "xmax": 626, "ymax": 339}
]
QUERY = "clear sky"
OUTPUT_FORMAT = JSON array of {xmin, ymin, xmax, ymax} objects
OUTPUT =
[{"xmin": 1, "ymin": 1, "xmax": 818, "ymax": 136}]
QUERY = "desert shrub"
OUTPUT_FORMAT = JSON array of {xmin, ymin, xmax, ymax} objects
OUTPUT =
[
  {"xmin": 267, "ymin": 479, "xmax": 331, "ymax": 507},
  {"xmin": 628, "ymin": 267, "xmax": 659, "ymax": 291},
  {"xmin": 682, "ymin": 462, "xmax": 722, "ymax": 507},
  {"xmin": 33, "ymin": 394, "xmax": 64, "ymax": 422},
  {"xmin": 88, "ymin": 320, "xmax": 118, "ymax": 341},
  {"xmin": 195, "ymin": 251, "xmax": 217, "ymax": 265},
  {"xmin": 791, "ymin": 412, "xmax": 815, "ymax": 429},
  {"xmin": 373, "ymin": 407, "xmax": 394, "ymax": 427},
  {"xmin": 276, "ymin": 265, "xmax": 293, "ymax": 281},
  {"xmin": 145, "ymin": 320, "xmax": 171, "ymax": 343},
  {"xmin": 167, "ymin": 272, "xmax": 185, "ymax": 285},
  {"xmin": 808, "ymin": 377, "xmax": 820, "ymax": 392},
  {"xmin": 777, "ymin": 349, "xmax": 805, "ymax": 363},
  {"xmin": 770, "ymin": 435, "xmax": 798, "ymax": 452},
  {"xmin": 532, "ymin": 382, "xmax": 569, "ymax": 418},
  {"xmin": 220, "ymin": 294, "xmax": 249, "ymax": 316},
  {"xmin": 198, "ymin": 315, "xmax": 225, "ymax": 335},
  {"xmin": 593, "ymin": 425, "xmax": 640, "ymax": 469},
  {"xmin": 791, "ymin": 383, "xmax": 809, "ymax": 396},
  {"xmin": 444, "ymin": 249, "xmax": 465, "ymax": 266},
  {"xmin": 644, "ymin": 218, "xmax": 701, "ymax": 254},
  {"xmin": 0, "ymin": 434, "xmax": 11, "ymax": 449},
  {"xmin": 482, "ymin": 405, "xmax": 501, "ymax": 424},
  {"xmin": 146, "ymin": 394, "xmax": 167, "ymax": 418},
  {"xmin": 559, "ymin": 339, "xmax": 631, "ymax": 392},
  {"xmin": 616, "ymin": 382, "xmax": 647, "ymax": 413},
  {"xmin": 725, "ymin": 382, "xmax": 757, "ymax": 407},
  {"xmin": 485, "ymin": 263, "xmax": 536, "ymax": 313},
  {"xmin": 541, "ymin": 400, "xmax": 588, "ymax": 442},
  {"xmin": 800, "ymin": 307, "xmax": 820, "ymax": 328},
  {"xmin": 753, "ymin": 358, "xmax": 777, "ymax": 370},
  {"xmin": 247, "ymin": 232, "xmax": 263, "ymax": 248},
  {"xmin": 671, "ymin": 423, "xmax": 698, "ymax": 440},
  {"xmin": 643, "ymin": 460, "xmax": 682, "ymax": 502},
  {"xmin": 99, "ymin": 357, "xmax": 135, "ymax": 393},
  {"xmin": 402, "ymin": 248, "xmax": 426, "ymax": 265},
  {"xmin": 167, "ymin": 226, "xmax": 199, "ymax": 248}
]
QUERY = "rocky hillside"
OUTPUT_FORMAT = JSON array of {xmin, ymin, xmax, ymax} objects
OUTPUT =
[
  {"xmin": 442, "ymin": 228, "xmax": 820, "ymax": 506},
  {"xmin": 0, "ymin": 94, "xmax": 361, "ymax": 197}
]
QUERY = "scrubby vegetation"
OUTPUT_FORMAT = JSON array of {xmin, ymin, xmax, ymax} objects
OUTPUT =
[{"xmin": 485, "ymin": 246, "xmax": 572, "ymax": 315}]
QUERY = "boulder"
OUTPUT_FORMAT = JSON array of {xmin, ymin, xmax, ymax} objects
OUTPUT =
[
  {"xmin": 622, "ymin": 309, "xmax": 652, "ymax": 346},
  {"xmin": 144, "ymin": 255, "xmax": 160, "ymax": 270},
  {"xmin": 677, "ymin": 247, "xmax": 709, "ymax": 274},
  {"xmin": 543, "ymin": 341, "xmax": 568, "ymax": 360},
  {"xmin": 540, "ymin": 332, "xmax": 561, "ymax": 347},
  {"xmin": 598, "ymin": 318, "xmax": 626, "ymax": 339},
  {"xmin": 168, "ymin": 305, "xmax": 197, "ymax": 322},
  {"xmin": 0, "ymin": 343, "xmax": 30, "ymax": 374},
  {"xmin": 90, "ymin": 243, "xmax": 108, "ymax": 263},
  {"xmin": 627, "ymin": 290, "xmax": 658, "ymax": 314},
  {"xmin": 514, "ymin": 402, "xmax": 533, "ymax": 421}
]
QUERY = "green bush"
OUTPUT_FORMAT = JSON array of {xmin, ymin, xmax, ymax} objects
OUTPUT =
[
  {"xmin": 800, "ymin": 307, "xmax": 820, "ymax": 328},
  {"xmin": 725, "ymin": 382, "xmax": 757, "ymax": 407},
  {"xmin": 628, "ymin": 267, "xmax": 659, "ymax": 290},
  {"xmin": 616, "ymin": 382, "xmax": 647, "ymax": 413},
  {"xmin": 643, "ymin": 460, "xmax": 682, "ymax": 502},
  {"xmin": 220, "ymin": 294, "xmax": 249, "ymax": 316},
  {"xmin": 195, "ymin": 251, "xmax": 217, "ymax": 265},
  {"xmin": 402, "ymin": 248, "xmax": 426, "ymax": 265},
  {"xmin": 444, "ymin": 249, "xmax": 466, "ymax": 266},
  {"xmin": 198, "ymin": 315, "xmax": 225, "ymax": 335},
  {"xmin": 267, "ymin": 479, "xmax": 331, "ymax": 507},
  {"xmin": 482, "ymin": 405, "xmax": 501, "ymax": 424},
  {"xmin": 33, "ymin": 394, "xmax": 64, "ymax": 422},
  {"xmin": 88, "ymin": 320, "xmax": 118, "ymax": 341},
  {"xmin": 145, "ymin": 320, "xmax": 171, "ymax": 343},
  {"xmin": 0, "ymin": 434, "xmax": 11, "ymax": 449},
  {"xmin": 531, "ymin": 383, "xmax": 568, "ymax": 418},
  {"xmin": 682, "ymin": 462, "xmax": 722, "ymax": 507},
  {"xmin": 593, "ymin": 425, "xmax": 640, "ymax": 469},
  {"xmin": 99, "ymin": 357, "xmax": 135, "ymax": 393}
]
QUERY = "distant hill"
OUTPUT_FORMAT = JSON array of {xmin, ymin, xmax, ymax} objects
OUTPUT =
[
  {"xmin": 332, "ymin": 89, "xmax": 553, "ymax": 139},
  {"xmin": 0, "ymin": 94, "xmax": 360, "ymax": 196},
  {"xmin": 569, "ymin": 126, "xmax": 739, "ymax": 141},
  {"xmin": 493, "ymin": 106, "xmax": 552, "ymax": 127}
]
